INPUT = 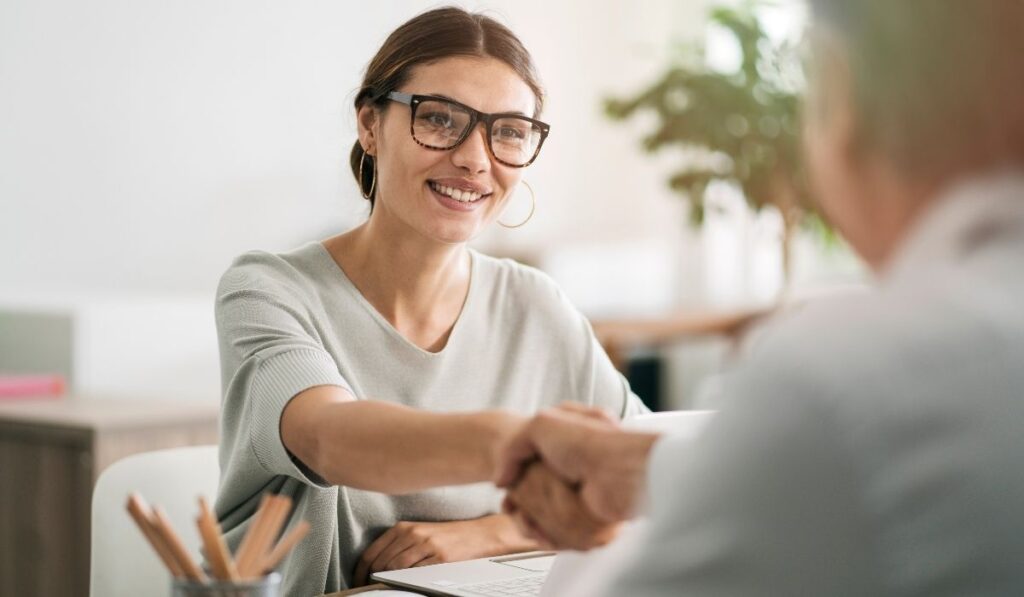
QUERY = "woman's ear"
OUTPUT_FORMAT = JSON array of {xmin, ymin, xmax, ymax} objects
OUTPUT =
[{"xmin": 357, "ymin": 103, "xmax": 380, "ymax": 156}]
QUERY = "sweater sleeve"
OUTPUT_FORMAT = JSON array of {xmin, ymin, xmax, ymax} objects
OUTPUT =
[
  {"xmin": 215, "ymin": 256, "xmax": 353, "ymax": 487},
  {"xmin": 579, "ymin": 312, "xmax": 651, "ymax": 419}
]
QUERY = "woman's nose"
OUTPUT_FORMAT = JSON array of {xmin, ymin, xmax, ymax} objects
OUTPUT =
[{"xmin": 450, "ymin": 124, "xmax": 490, "ymax": 174}]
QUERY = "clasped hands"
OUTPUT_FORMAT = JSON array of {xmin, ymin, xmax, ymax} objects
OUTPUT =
[
  {"xmin": 494, "ymin": 404, "xmax": 659, "ymax": 551},
  {"xmin": 353, "ymin": 405, "xmax": 658, "ymax": 585}
]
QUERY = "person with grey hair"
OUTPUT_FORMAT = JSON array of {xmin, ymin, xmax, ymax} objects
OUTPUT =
[{"xmin": 497, "ymin": 1, "xmax": 1024, "ymax": 595}]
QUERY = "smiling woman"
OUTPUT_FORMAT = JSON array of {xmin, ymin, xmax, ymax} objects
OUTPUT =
[{"xmin": 211, "ymin": 6, "xmax": 647, "ymax": 596}]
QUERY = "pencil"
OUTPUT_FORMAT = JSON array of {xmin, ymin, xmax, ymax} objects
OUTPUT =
[
  {"xmin": 259, "ymin": 520, "xmax": 310, "ymax": 574},
  {"xmin": 196, "ymin": 496, "xmax": 240, "ymax": 581},
  {"xmin": 232, "ymin": 493, "xmax": 272, "ymax": 577},
  {"xmin": 238, "ymin": 495, "xmax": 291, "ymax": 578},
  {"xmin": 125, "ymin": 493, "xmax": 184, "ymax": 578},
  {"xmin": 152, "ymin": 506, "xmax": 208, "ymax": 582}
]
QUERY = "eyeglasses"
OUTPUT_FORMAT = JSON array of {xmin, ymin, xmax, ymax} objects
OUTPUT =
[{"xmin": 381, "ymin": 91, "xmax": 550, "ymax": 168}]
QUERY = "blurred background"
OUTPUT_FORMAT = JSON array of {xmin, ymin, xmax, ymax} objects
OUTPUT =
[{"xmin": 0, "ymin": 0, "xmax": 866, "ymax": 409}]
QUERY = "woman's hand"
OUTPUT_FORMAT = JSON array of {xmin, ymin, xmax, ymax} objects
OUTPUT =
[
  {"xmin": 353, "ymin": 514, "xmax": 539, "ymax": 586},
  {"xmin": 504, "ymin": 461, "xmax": 622, "ymax": 551}
]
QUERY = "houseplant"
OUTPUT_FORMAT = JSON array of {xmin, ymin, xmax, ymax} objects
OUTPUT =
[{"xmin": 605, "ymin": 1, "xmax": 825, "ymax": 282}]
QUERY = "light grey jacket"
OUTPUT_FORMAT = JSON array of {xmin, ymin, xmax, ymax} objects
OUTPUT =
[{"xmin": 609, "ymin": 172, "xmax": 1024, "ymax": 597}]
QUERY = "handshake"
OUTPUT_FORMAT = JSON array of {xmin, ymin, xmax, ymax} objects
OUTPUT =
[{"xmin": 494, "ymin": 404, "xmax": 660, "ymax": 551}]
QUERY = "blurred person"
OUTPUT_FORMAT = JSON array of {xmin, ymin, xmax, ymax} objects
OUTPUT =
[
  {"xmin": 213, "ymin": 7, "xmax": 646, "ymax": 594},
  {"xmin": 498, "ymin": 1, "xmax": 1024, "ymax": 595}
]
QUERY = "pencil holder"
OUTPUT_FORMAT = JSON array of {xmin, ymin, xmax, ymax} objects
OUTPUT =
[{"xmin": 171, "ymin": 572, "xmax": 281, "ymax": 597}]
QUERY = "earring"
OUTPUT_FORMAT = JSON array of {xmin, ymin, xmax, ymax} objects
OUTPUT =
[
  {"xmin": 498, "ymin": 181, "xmax": 536, "ymax": 228},
  {"xmin": 359, "ymin": 151, "xmax": 376, "ymax": 199}
]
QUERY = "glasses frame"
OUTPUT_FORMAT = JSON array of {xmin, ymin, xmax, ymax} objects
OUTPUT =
[{"xmin": 381, "ymin": 91, "xmax": 551, "ymax": 168}]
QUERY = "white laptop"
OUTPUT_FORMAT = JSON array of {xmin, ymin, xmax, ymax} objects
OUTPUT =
[{"xmin": 370, "ymin": 410, "xmax": 714, "ymax": 597}]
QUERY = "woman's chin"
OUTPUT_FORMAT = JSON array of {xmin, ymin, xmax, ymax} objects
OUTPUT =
[{"xmin": 425, "ymin": 223, "xmax": 486, "ymax": 246}]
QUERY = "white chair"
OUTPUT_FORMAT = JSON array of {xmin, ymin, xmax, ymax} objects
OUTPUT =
[{"xmin": 90, "ymin": 445, "xmax": 220, "ymax": 597}]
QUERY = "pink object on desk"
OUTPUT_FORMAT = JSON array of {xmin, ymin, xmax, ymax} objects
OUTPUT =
[{"xmin": 0, "ymin": 375, "xmax": 66, "ymax": 399}]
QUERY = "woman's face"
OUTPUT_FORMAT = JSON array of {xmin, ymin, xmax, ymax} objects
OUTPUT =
[{"xmin": 358, "ymin": 56, "xmax": 539, "ymax": 245}]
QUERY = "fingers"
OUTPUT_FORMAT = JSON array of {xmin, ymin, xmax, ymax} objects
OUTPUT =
[
  {"xmin": 415, "ymin": 555, "xmax": 444, "ymax": 568},
  {"xmin": 366, "ymin": 523, "xmax": 430, "ymax": 580},
  {"xmin": 507, "ymin": 462, "xmax": 620, "ymax": 551},
  {"xmin": 501, "ymin": 494, "xmax": 517, "ymax": 515},
  {"xmin": 354, "ymin": 523, "xmax": 428, "ymax": 586},
  {"xmin": 580, "ymin": 477, "xmax": 638, "ymax": 523},
  {"xmin": 378, "ymin": 541, "xmax": 433, "ymax": 572},
  {"xmin": 504, "ymin": 494, "xmax": 556, "ymax": 549},
  {"xmin": 556, "ymin": 402, "xmax": 617, "ymax": 425},
  {"xmin": 494, "ymin": 417, "xmax": 544, "ymax": 488},
  {"xmin": 511, "ymin": 510, "xmax": 555, "ymax": 550},
  {"xmin": 496, "ymin": 408, "xmax": 604, "ymax": 489},
  {"xmin": 354, "ymin": 527, "xmax": 397, "ymax": 586}
]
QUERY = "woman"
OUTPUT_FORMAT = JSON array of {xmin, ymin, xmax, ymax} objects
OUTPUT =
[{"xmin": 214, "ymin": 7, "xmax": 647, "ymax": 595}]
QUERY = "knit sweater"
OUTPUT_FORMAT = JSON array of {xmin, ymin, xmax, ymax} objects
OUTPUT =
[{"xmin": 213, "ymin": 242, "xmax": 647, "ymax": 596}]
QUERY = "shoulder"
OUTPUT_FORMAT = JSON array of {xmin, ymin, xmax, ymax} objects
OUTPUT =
[
  {"xmin": 725, "ymin": 279, "xmax": 992, "ymax": 415},
  {"xmin": 217, "ymin": 243, "xmax": 327, "ymax": 298},
  {"xmin": 471, "ymin": 250, "xmax": 570, "ymax": 310},
  {"xmin": 734, "ymin": 290, "xmax": 896, "ymax": 390},
  {"xmin": 470, "ymin": 251, "xmax": 593, "ymax": 347}
]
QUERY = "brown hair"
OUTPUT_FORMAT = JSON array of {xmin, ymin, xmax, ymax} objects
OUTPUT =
[
  {"xmin": 808, "ymin": 0, "xmax": 1024, "ymax": 183},
  {"xmin": 350, "ymin": 7, "xmax": 545, "ymax": 207}
]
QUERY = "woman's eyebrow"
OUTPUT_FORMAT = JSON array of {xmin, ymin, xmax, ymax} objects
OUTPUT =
[{"xmin": 426, "ymin": 92, "xmax": 528, "ymax": 116}]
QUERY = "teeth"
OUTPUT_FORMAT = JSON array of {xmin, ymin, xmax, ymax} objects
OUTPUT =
[{"xmin": 431, "ymin": 182, "xmax": 483, "ymax": 203}]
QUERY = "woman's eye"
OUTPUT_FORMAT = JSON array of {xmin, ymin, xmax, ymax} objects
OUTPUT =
[
  {"xmin": 421, "ymin": 112, "xmax": 455, "ymax": 128},
  {"xmin": 497, "ymin": 127, "xmax": 526, "ymax": 140}
]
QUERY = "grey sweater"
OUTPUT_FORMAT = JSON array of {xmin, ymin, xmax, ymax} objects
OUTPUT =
[{"xmin": 213, "ymin": 242, "xmax": 647, "ymax": 596}]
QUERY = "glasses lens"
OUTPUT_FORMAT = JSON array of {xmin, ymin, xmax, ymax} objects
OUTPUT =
[
  {"xmin": 412, "ymin": 100, "xmax": 472, "ymax": 148},
  {"xmin": 491, "ymin": 117, "xmax": 543, "ymax": 166}
]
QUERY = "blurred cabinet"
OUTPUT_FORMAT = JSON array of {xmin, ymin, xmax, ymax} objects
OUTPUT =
[
  {"xmin": 0, "ymin": 396, "xmax": 219, "ymax": 595},
  {"xmin": 592, "ymin": 308, "xmax": 769, "ymax": 410}
]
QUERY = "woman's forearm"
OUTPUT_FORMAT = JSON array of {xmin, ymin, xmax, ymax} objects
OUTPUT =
[
  {"xmin": 283, "ymin": 387, "xmax": 524, "ymax": 493},
  {"xmin": 317, "ymin": 401, "xmax": 521, "ymax": 492}
]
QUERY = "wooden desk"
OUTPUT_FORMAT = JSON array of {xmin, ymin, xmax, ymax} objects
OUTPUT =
[
  {"xmin": 591, "ymin": 307, "xmax": 769, "ymax": 371},
  {"xmin": 324, "ymin": 584, "xmax": 407, "ymax": 596},
  {"xmin": 0, "ymin": 396, "xmax": 219, "ymax": 596}
]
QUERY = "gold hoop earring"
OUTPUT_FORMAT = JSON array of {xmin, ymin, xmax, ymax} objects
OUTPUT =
[
  {"xmin": 359, "ymin": 151, "xmax": 376, "ymax": 199},
  {"xmin": 499, "ymin": 181, "xmax": 536, "ymax": 228}
]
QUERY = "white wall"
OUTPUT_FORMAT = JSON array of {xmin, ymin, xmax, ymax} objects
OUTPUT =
[
  {"xmin": 1, "ymin": 0, "xmax": 706, "ymax": 298},
  {"xmin": 4, "ymin": 1, "xmax": 850, "ymax": 405}
]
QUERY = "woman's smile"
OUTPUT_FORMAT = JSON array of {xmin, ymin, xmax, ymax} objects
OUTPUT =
[{"xmin": 427, "ymin": 178, "xmax": 494, "ymax": 212}]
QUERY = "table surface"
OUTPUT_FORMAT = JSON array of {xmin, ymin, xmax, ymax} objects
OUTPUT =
[
  {"xmin": 323, "ymin": 584, "xmax": 413, "ymax": 596},
  {"xmin": 0, "ymin": 394, "xmax": 219, "ymax": 430}
]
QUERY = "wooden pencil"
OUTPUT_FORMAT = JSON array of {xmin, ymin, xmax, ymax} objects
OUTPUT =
[
  {"xmin": 233, "ymin": 494, "xmax": 276, "ymax": 578},
  {"xmin": 151, "ymin": 506, "xmax": 208, "ymax": 582},
  {"xmin": 259, "ymin": 520, "xmax": 310, "ymax": 574},
  {"xmin": 238, "ymin": 495, "xmax": 291, "ymax": 578},
  {"xmin": 125, "ymin": 493, "xmax": 184, "ymax": 578},
  {"xmin": 196, "ymin": 496, "xmax": 240, "ymax": 581}
]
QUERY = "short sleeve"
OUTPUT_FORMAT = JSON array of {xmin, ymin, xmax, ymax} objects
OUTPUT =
[
  {"xmin": 555, "ymin": 287, "xmax": 649, "ymax": 419},
  {"xmin": 583, "ymin": 320, "xmax": 650, "ymax": 419},
  {"xmin": 216, "ymin": 258, "xmax": 353, "ymax": 486}
]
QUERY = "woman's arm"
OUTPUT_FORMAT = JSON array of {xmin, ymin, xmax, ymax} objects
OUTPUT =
[{"xmin": 281, "ymin": 384, "xmax": 524, "ymax": 494}]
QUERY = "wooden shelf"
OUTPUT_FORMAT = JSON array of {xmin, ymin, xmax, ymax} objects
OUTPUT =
[
  {"xmin": 0, "ymin": 395, "xmax": 219, "ymax": 595},
  {"xmin": 591, "ymin": 307, "xmax": 769, "ymax": 371}
]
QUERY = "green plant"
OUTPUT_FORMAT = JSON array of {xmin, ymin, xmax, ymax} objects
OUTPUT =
[{"xmin": 605, "ymin": 1, "xmax": 826, "ymax": 276}]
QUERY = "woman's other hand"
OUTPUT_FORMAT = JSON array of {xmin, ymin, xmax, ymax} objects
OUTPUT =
[{"xmin": 353, "ymin": 513, "xmax": 538, "ymax": 586}]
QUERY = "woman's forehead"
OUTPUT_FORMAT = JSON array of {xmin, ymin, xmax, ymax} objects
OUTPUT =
[{"xmin": 403, "ymin": 56, "xmax": 537, "ymax": 116}]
